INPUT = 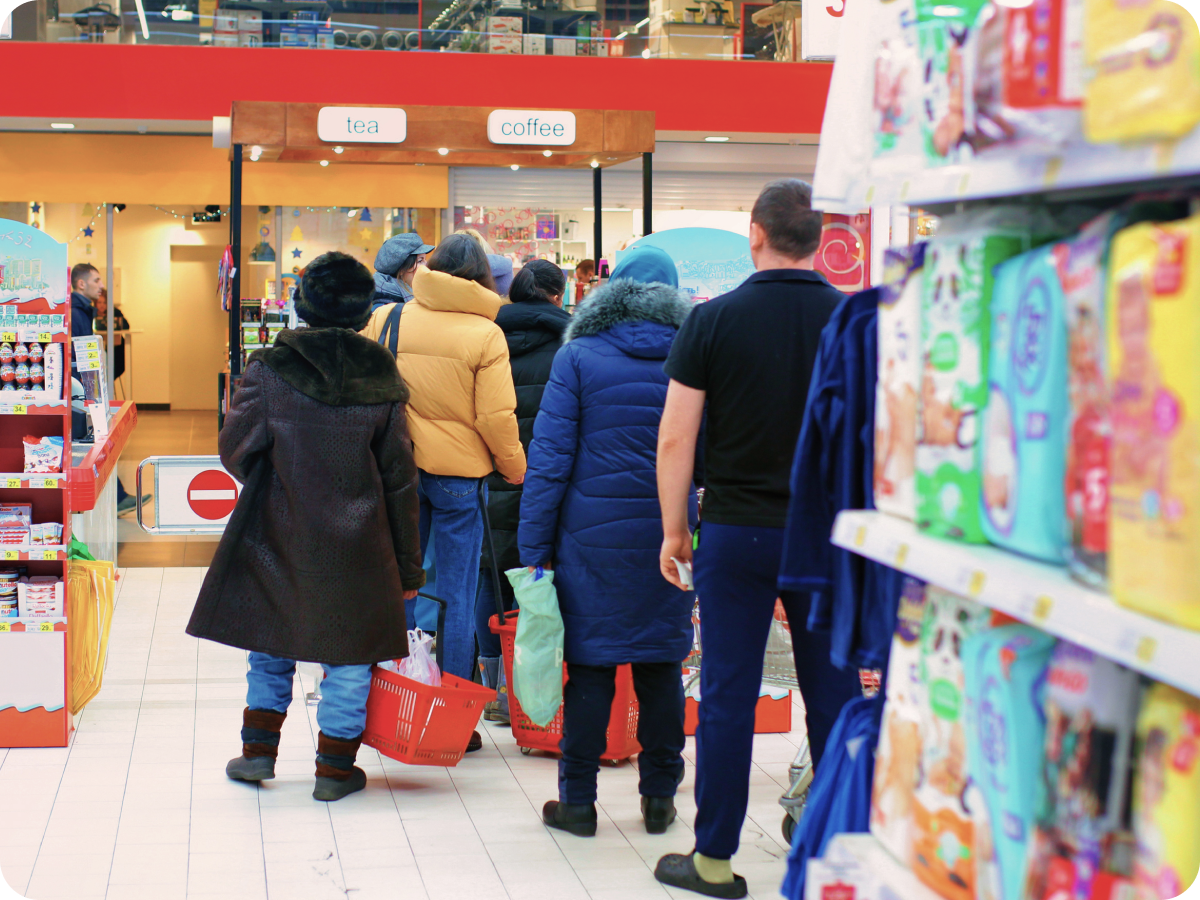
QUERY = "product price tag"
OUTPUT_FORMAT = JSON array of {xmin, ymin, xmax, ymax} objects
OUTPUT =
[
  {"xmin": 39, "ymin": 478, "xmax": 59, "ymax": 489},
  {"xmin": 5, "ymin": 478, "xmax": 20, "ymax": 489},
  {"xmin": 0, "ymin": 332, "xmax": 15, "ymax": 342},
  {"xmin": 853, "ymin": 526, "xmax": 867, "ymax": 548},
  {"xmin": 38, "ymin": 621, "xmax": 54, "ymax": 632},
  {"xmin": 37, "ymin": 333, "xmax": 51, "ymax": 343},
  {"xmin": 0, "ymin": 621, "xmax": 9, "ymax": 632},
  {"xmin": 3, "ymin": 550, "xmax": 18, "ymax": 561},
  {"xmin": 960, "ymin": 569, "xmax": 986, "ymax": 598},
  {"xmin": 9, "ymin": 405, "xmax": 27, "ymax": 415},
  {"xmin": 39, "ymin": 549, "xmax": 57, "ymax": 561},
  {"xmin": 1032, "ymin": 595, "xmax": 1054, "ymax": 624},
  {"xmin": 1136, "ymin": 636, "xmax": 1157, "ymax": 664},
  {"xmin": 894, "ymin": 542, "xmax": 909, "ymax": 568}
]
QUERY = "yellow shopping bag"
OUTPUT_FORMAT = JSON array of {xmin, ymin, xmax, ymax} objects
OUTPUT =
[{"xmin": 66, "ymin": 558, "xmax": 116, "ymax": 714}]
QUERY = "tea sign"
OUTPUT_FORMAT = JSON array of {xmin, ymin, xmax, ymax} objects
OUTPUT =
[{"xmin": 317, "ymin": 107, "xmax": 407, "ymax": 144}]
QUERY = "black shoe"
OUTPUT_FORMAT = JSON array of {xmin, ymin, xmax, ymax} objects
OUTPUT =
[
  {"xmin": 313, "ymin": 766, "xmax": 367, "ymax": 801},
  {"xmin": 226, "ymin": 755, "xmax": 275, "ymax": 782},
  {"xmin": 542, "ymin": 800, "xmax": 598, "ymax": 837},
  {"xmin": 654, "ymin": 853, "xmax": 748, "ymax": 898},
  {"xmin": 466, "ymin": 730, "xmax": 483, "ymax": 753},
  {"xmin": 641, "ymin": 796, "xmax": 677, "ymax": 834}
]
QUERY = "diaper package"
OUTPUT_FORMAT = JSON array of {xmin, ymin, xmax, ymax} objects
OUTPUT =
[
  {"xmin": 871, "ymin": 578, "xmax": 929, "ymax": 864},
  {"xmin": 912, "ymin": 587, "xmax": 994, "ymax": 900},
  {"xmin": 1025, "ymin": 642, "xmax": 1140, "ymax": 900},
  {"xmin": 872, "ymin": 0, "xmax": 925, "ymax": 170},
  {"xmin": 913, "ymin": 0, "xmax": 989, "ymax": 165},
  {"xmin": 1108, "ymin": 214, "xmax": 1200, "ymax": 630},
  {"xmin": 875, "ymin": 243, "xmax": 927, "ymax": 521},
  {"xmin": 1132, "ymin": 683, "xmax": 1200, "ymax": 900},
  {"xmin": 963, "ymin": 625, "xmax": 1057, "ymax": 900},
  {"xmin": 982, "ymin": 244, "xmax": 1069, "ymax": 562},
  {"xmin": 918, "ymin": 210, "xmax": 1043, "ymax": 542},
  {"xmin": 1083, "ymin": 0, "xmax": 1200, "ymax": 143}
]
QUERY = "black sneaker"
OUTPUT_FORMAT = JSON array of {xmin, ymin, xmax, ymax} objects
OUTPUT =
[
  {"xmin": 542, "ymin": 800, "xmax": 598, "ymax": 837},
  {"xmin": 641, "ymin": 795, "xmax": 677, "ymax": 834},
  {"xmin": 654, "ymin": 853, "xmax": 748, "ymax": 898},
  {"xmin": 313, "ymin": 766, "xmax": 367, "ymax": 801}
]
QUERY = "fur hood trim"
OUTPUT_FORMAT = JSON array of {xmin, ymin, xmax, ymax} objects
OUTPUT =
[
  {"xmin": 253, "ymin": 328, "xmax": 409, "ymax": 407},
  {"xmin": 565, "ymin": 278, "xmax": 692, "ymax": 342}
]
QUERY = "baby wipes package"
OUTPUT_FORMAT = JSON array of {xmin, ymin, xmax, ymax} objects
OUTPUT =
[
  {"xmin": 982, "ymin": 244, "xmax": 1069, "ymax": 562},
  {"xmin": 1132, "ymin": 683, "xmax": 1200, "ymax": 900},
  {"xmin": 1083, "ymin": 0, "xmax": 1200, "ymax": 143},
  {"xmin": 875, "ymin": 244, "xmax": 926, "ymax": 521},
  {"xmin": 912, "ymin": 587, "xmax": 994, "ymax": 900},
  {"xmin": 1108, "ymin": 214, "xmax": 1200, "ymax": 631},
  {"xmin": 918, "ymin": 210, "xmax": 1040, "ymax": 543},
  {"xmin": 871, "ymin": 578, "xmax": 929, "ymax": 863},
  {"xmin": 963, "ymin": 625, "xmax": 1057, "ymax": 900},
  {"xmin": 1025, "ymin": 643, "xmax": 1140, "ymax": 900}
]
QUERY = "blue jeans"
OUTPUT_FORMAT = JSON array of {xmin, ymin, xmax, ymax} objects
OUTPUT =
[
  {"xmin": 691, "ymin": 523, "xmax": 861, "ymax": 860},
  {"xmin": 246, "ymin": 652, "xmax": 373, "ymax": 740},
  {"xmin": 414, "ymin": 471, "xmax": 485, "ymax": 680},
  {"xmin": 475, "ymin": 567, "xmax": 516, "ymax": 659}
]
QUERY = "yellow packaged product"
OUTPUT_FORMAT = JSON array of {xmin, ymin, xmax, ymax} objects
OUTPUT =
[
  {"xmin": 1132, "ymin": 683, "xmax": 1200, "ymax": 900},
  {"xmin": 1083, "ymin": 0, "xmax": 1200, "ymax": 143},
  {"xmin": 1108, "ymin": 215, "xmax": 1200, "ymax": 630}
]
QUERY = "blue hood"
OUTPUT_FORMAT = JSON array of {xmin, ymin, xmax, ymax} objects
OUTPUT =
[{"xmin": 610, "ymin": 245, "xmax": 678, "ymax": 287}]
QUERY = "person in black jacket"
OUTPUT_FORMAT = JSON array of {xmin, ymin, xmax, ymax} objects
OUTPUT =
[{"xmin": 476, "ymin": 260, "xmax": 571, "ymax": 723}]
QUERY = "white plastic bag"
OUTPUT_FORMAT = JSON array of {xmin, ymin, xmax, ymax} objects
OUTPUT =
[{"xmin": 381, "ymin": 629, "xmax": 442, "ymax": 687}]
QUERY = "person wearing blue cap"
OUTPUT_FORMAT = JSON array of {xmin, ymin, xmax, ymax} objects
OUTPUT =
[
  {"xmin": 488, "ymin": 254, "xmax": 515, "ymax": 297},
  {"xmin": 372, "ymin": 232, "xmax": 434, "ymax": 311},
  {"xmin": 518, "ymin": 244, "xmax": 698, "ymax": 839}
]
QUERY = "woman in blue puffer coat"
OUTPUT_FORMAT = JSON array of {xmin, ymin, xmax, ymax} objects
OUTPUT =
[{"xmin": 519, "ymin": 245, "xmax": 697, "ymax": 839}]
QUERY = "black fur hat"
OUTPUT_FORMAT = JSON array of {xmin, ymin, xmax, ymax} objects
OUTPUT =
[{"xmin": 296, "ymin": 251, "xmax": 375, "ymax": 330}]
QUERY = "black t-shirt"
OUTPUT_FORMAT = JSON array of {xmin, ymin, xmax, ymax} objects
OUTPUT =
[{"xmin": 664, "ymin": 269, "xmax": 844, "ymax": 528}]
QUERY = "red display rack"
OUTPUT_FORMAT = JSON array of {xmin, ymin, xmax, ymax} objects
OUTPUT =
[
  {"xmin": 0, "ymin": 220, "xmax": 77, "ymax": 749},
  {"xmin": 69, "ymin": 401, "xmax": 138, "ymax": 513}
]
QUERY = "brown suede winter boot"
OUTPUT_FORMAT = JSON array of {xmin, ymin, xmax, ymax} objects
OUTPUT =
[
  {"xmin": 313, "ymin": 731, "xmax": 367, "ymax": 801},
  {"xmin": 226, "ymin": 707, "xmax": 287, "ymax": 782}
]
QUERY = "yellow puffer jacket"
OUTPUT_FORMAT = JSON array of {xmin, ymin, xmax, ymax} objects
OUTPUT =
[{"xmin": 362, "ymin": 267, "xmax": 526, "ymax": 481}]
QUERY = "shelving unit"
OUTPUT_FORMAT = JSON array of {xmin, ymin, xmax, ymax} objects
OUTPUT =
[{"xmin": 0, "ymin": 220, "xmax": 76, "ymax": 749}]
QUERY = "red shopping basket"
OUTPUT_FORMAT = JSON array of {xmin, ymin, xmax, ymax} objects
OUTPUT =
[
  {"xmin": 491, "ymin": 611, "xmax": 640, "ymax": 762},
  {"xmin": 363, "ymin": 591, "xmax": 495, "ymax": 766}
]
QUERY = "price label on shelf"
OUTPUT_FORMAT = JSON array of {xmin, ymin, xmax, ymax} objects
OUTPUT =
[
  {"xmin": 0, "ymin": 621, "xmax": 9, "ymax": 632},
  {"xmin": 967, "ymin": 570, "xmax": 986, "ymax": 598},
  {"xmin": 853, "ymin": 526, "xmax": 867, "ymax": 548},
  {"xmin": 0, "ymin": 332, "xmax": 15, "ymax": 342},
  {"xmin": 4, "ymin": 478, "xmax": 20, "ymax": 489},
  {"xmin": 894, "ymin": 542, "xmax": 909, "ymax": 567},
  {"xmin": 37, "ymin": 477, "xmax": 59, "ymax": 489},
  {"xmin": 3, "ymin": 550, "xmax": 18, "ymax": 561},
  {"xmin": 1032, "ymin": 595, "xmax": 1054, "ymax": 624},
  {"xmin": 9, "ymin": 405, "xmax": 26, "ymax": 415},
  {"xmin": 39, "ymin": 549, "xmax": 57, "ymax": 561},
  {"xmin": 37, "ymin": 333, "xmax": 51, "ymax": 343},
  {"xmin": 1136, "ymin": 636, "xmax": 1157, "ymax": 664},
  {"xmin": 38, "ymin": 621, "xmax": 54, "ymax": 632}
]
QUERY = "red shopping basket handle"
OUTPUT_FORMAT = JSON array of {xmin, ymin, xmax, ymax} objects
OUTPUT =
[{"xmin": 478, "ymin": 476, "xmax": 514, "ymax": 629}]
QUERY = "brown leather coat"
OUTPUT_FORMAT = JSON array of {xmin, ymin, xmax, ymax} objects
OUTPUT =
[{"xmin": 187, "ymin": 328, "xmax": 425, "ymax": 665}]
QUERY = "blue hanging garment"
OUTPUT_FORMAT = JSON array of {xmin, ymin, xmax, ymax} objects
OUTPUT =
[{"xmin": 781, "ymin": 694, "xmax": 883, "ymax": 900}]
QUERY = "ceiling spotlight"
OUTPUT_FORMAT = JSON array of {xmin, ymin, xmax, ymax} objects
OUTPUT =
[
  {"xmin": 320, "ymin": 160, "xmax": 330, "ymax": 167},
  {"xmin": 705, "ymin": 136, "xmax": 730, "ymax": 142},
  {"xmin": 50, "ymin": 123, "xmax": 74, "ymax": 129},
  {"xmin": 437, "ymin": 147, "xmax": 450, "ymax": 156},
  {"xmin": 590, "ymin": 160, "xmax": 600, "ymax": 168},
  {"xmin": 250, "ymin": 145, "xmax": 262, "ymax": 161},
  {"xmin": 333, "ymin": 146, "xmax": 344, "ymax": 154},
  {"xmin": 543, "ymin": 150, "xmax": 553, "ymax": 157},
  {"xmin": 347, "ymin": 208, "xmax": 358, "ymax": 218},
  {"xmin": 510, "ymin": 164, "xmax": 520, "ymax": 171},
  {"xmin": 641, "ymin": 48, "xmax": 651, "ymax": 58}
]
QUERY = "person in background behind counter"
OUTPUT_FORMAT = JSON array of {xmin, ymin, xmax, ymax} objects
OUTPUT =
[
  {"xmin": 574, "ymin": 259, "xmax": 596, "ymax": 305},
  {"xmin": 93, "ymin": 288, "xmax": 129, "ymax": 382}
]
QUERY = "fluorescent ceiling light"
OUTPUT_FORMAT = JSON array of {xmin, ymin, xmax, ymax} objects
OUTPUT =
[
  {"xmin": 634, "ymin": 16, "xmax": 650, "ymax": 28},
  {"xmin": 510, "ymin": 164, "xmax": 520, "ymax": 171},
  {"xmin": 319, "ymin": 160, "xmax": 330, "ymax": 167},
  {"xmin": 615, "ymin": 30, "xmax": 629, "ymax": 39},
  {"xmin": 50, "ymin": 122, "xmax": 74, "ymax": 129},
  {"xmin": 705, "ymin": 135, "xmax": 730, "ymax": 142},
  {"xmin": 134, "ymin": 0, "xmax": 149, "ymax": 38}
]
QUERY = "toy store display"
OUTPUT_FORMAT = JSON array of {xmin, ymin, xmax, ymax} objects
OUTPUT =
[{"xmin": 811, "ymin": 0, "xmax": 1200, "ymax": 211}]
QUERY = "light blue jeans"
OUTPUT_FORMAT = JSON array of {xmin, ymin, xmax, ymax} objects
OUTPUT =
[
  {"xmin": 412, "ymin": 471, "xmax": 486, "ymax": 681},
  {"xmin": 246, "ymin": 652, "xmax": 372, "ymax": 741}
]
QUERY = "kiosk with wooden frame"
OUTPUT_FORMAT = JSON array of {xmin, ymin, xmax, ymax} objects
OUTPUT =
[{"xmin": 221, "ymin": 100, "xmax": 656, "ymax": 416}]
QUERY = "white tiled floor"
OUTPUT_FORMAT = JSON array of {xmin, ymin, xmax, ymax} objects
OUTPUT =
[{"xmin": 1, "ymin": 567, "xmax": 804, "ymax": 900}]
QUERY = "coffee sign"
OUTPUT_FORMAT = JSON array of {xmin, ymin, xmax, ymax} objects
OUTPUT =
[
  {"xmin": 317, "ymin": 107, "xmax": 407, "ymax": 143},
  {"xmin": 487, "ymin": 109, "xmax": 576, "ymax": 146}
]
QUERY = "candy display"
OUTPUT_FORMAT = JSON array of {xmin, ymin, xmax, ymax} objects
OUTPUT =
[
  {"xmin": 16, "ymin": 576, "xmax": 64, "ymax": 618},
  {"xmin": 22, "ymin": 435, "xmax": 64, "ymax": 474},
  {"xmin": 1024, "ymin": 643, "xmax": 1140, "ymax": 900},
  {"xmin": 875, "ymin": 244, "xmax": 926, "ymax": 521},
  {"xmin": 911, "ymin": 588, "xmax": 994, "ymax": 900},
  {"xmin": 962, "ymin": 624, "xmax": 1057, "ymax": 900},
  {"xmin": 1107, "ymin": 214, "xmax": 1200, "ymax": 631},
  {"xmin": 982, "ymin": 244, "xmax": 1069, "ymax": 562},
  {"xmin": 0, "ymin": 570, "xmax": 16, "ymax": 618},
  {"xmin": 1132, "ymin": 684, "xmax": 1200, "ymax": 900}
]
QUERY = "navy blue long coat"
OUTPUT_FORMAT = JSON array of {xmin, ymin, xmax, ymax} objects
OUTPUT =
[{"xmin": 518, "ymin": 277, "xmax": 697, "ymax": 666}]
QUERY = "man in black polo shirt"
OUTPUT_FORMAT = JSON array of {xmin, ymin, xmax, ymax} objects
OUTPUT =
[{"xmin": 653, "ymin": 179, "xmax": 862, "ymax": 897}]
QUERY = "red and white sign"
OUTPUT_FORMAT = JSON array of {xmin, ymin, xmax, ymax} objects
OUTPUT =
[
  {"xmin": 800, "ymin": 0, "xmax": 844, "ymax": 60},
  {"xmin": 187, "ymin": 470, "xmax": 239, "ymax": 520}
]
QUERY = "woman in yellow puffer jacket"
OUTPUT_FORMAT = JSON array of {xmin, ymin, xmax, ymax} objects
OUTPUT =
[{"xmin": 362, "ymin": 234, "xmax": 526, "ymax": 751}]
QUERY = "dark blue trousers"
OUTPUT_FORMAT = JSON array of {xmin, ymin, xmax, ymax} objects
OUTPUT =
[
  {"xmin": 692, "ymin": 522, "xmax": 861, "ymax": 860},
  {"xmin": 559, "ymin": 661, "xmax": 686, "ymax": 805}
]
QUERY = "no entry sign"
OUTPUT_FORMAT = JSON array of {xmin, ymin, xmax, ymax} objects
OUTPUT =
[{"xmin": 187, "ymin": 470, "xmax": 239, "ymax": 520}]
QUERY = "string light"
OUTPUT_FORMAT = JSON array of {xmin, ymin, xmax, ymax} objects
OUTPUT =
[
  {"xmin": 152, "ymin": 205, "xmax": 231, "ymax": 221},
  {"xmin": 65, "ymin": 203, "xmax": 104, "ymax": 243}
]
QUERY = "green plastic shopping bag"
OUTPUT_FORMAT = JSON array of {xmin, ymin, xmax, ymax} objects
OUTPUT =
[{"xmin": 505, "ymin": 566, "xmax": 564, "ymax": 728}]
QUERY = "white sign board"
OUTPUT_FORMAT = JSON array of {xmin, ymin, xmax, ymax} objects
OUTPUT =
[
  {"xmin": 800, "ymin": 0, "xmax": 844, "ymax": 60},
  {"xmin": 317, "ymin": 107, "xmax": 407, "ymax": 144},
  {"xmin": 155, "ymin": 462, "xmax": 240, "ymax": 529},
  {"xmin": 487, "ymin": 109, "xmax": 576, "ymax": 146}
]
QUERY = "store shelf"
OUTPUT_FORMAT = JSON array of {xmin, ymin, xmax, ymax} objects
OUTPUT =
[
  {"xmin": 812, "ymin": 833, "xmax": 941, "ymax": 900},
  {"xmin": 68, "ymin": 401, "xmax": 137, "ymax": 513},
  {"xmin": 823, "ymin": 126, "xmax": 1200, "ymax": 211},
  {"xmin": 0, "ymin": 473, "xmax": 66, "ymax": 489},
  {"xmin": 0, "ymin": 618, "xmax": 66, "ymax": 632},
  {"xmin": 832, "ymin": 510, "xmax": 1200, "ymax": 697},
  {"xmin": 0, "ymin": 399, "xmax": 67, "ymax": 414}
]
